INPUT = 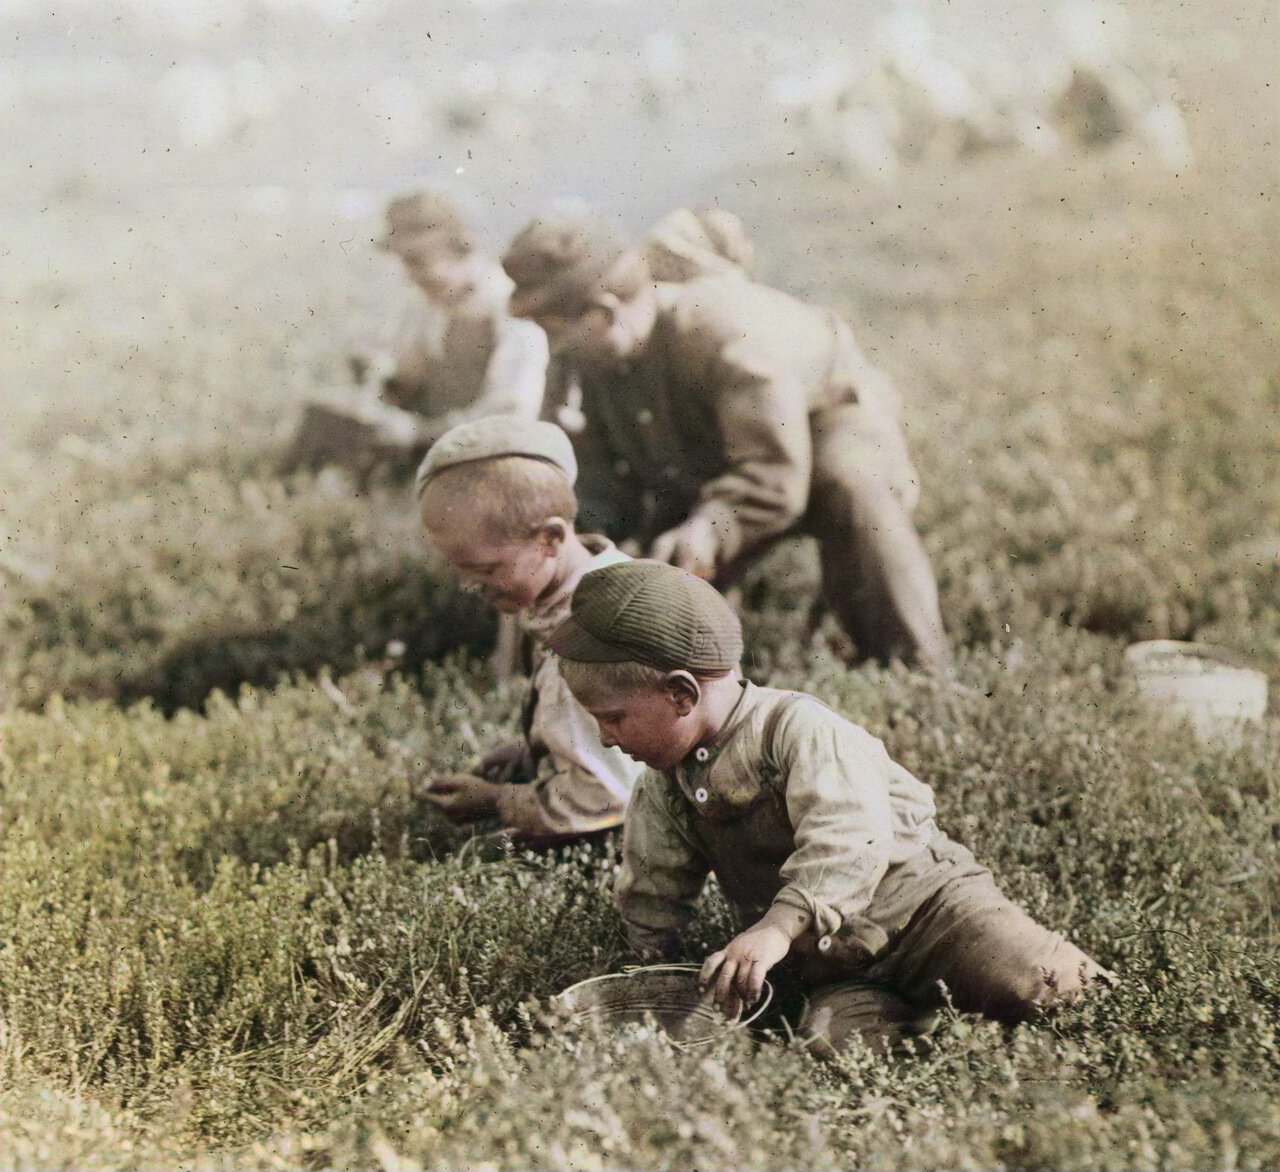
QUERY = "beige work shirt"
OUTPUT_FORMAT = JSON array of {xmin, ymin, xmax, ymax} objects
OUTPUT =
[
  {"xmin": 618, "ymin": 681, "xmax": 940, "ymax": 962},
  {"xmin": 494, "ymin": 538, "xmax": 644, "ymax": 839},
  {"xmin": 386, "ymin": 294, "xmax": 548, "ymax": 424},
  {"xmin": 575, "ymin": 276, "xmax": 910, "ymax": 563}
]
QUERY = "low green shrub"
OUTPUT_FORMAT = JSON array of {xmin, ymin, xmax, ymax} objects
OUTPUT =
[
  {"xmin": 1, "ymin": 7, "xmax": 1274, "ymax": 1164},
  {"xmin": 0, "ymin": 662, "xmax": 520, "ymax": 880},
  {"xmin": 1, "ymin": 465, "xmax": 495, "ymax": 714},
  {"xmin": 0, "ymin": 635, "xmax": 1274, "ymax": 1165}
]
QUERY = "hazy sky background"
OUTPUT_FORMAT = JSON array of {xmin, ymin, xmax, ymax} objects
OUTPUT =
[{"xmin": 4, "ymin": 0, "xmax": 1268, "ymax": 242}]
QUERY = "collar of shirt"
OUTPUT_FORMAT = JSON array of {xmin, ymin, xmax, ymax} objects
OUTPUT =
[
  {"xmin": 521, "ymin": 534, "xmax": 625, "ymax": 636},
  {"xmin": 677, "ymin": 677, "xmax": 756, "ymax": 776},
  {"xmin": 672, "ymin": 679, "xmax": 777, "ymax": 816}
]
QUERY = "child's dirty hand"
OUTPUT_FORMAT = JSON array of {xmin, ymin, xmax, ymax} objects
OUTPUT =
[
  {"xmin": 648, "ymin": 515, "xmax": 719, "ymax": 580},
  {"xmin": 423, "ymin": 773, "xmax": 502, "ymax": 822},
  {"xmin": 699, "ymin": 923, "xmax": 791, "ymax": 1018},
  {"xmin": 476, "ymin": 740, "xmax": 528, "ymax": 783}
]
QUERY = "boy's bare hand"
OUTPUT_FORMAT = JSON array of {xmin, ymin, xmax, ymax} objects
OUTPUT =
[
  {"xmin": 476, "ymin": 740, "xmax": 528, "ymax": 783},
  {"xmin": 648, "ymin": 515, "xmax": 718, "ymax": 580},
  {"xmin": 423, "ymin": 773, "xmax": 502, "ymax": 822},
  {"xmin": 699, "ymin": 923, "xmax": 791, "ymax": 1018}
]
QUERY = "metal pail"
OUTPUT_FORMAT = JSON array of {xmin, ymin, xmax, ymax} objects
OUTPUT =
[{"xmin": 555, "ymin": 964, "xmax": 773, "ymax": 1048}]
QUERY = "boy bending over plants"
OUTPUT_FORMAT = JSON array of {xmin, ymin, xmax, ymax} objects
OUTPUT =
[
  {"xmin": 415, "ymin": 417, "xmax": 643, "ymax": 843},
  {"xmin": 548, "ymin": 559, "xmax": 1113, "ymax": 1051}
]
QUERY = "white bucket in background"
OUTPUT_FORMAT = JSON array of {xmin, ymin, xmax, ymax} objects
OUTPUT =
[{"xmin": 1124, "ymin": 640, "xmax": 1269, "ymax": 744}]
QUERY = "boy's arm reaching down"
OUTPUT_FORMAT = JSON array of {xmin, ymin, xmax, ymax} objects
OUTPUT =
[
  {"xmin": 500, "ymin": 654, "xmax": 643, "ymax": 840},
  {"xmin": 699, "ymin": 901, "xmax": 811, "ymax": 1017},
  {"xmin": 617, "ymin": 773, "xmax": 711, "ymax": 962},
  {"xmin": 704, "ymin": 698, "xmax": 936, "ymax": 1014},
  {"xmin": 770, "ymin": 702, "xmax": 925, "ymax": 937}
]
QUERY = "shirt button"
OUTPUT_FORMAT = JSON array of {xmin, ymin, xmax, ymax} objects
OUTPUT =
[
  {"xmin": 614, "ymin": 459, "xmax": 631, "ymax": 476},
  {"xmin": 694, "ymin": 787, "xmax": 709, "ymax": 803},
  {"xmin": 694, "ymin": 747, "xmax": 710, "ymax": 763},
  {"xmin": 817, "ymin": 935, "xmax": 833, "ymax": 953},
  {"xmin": 636, "ymin": 408, "xmax": 653, "ymax": 425}
]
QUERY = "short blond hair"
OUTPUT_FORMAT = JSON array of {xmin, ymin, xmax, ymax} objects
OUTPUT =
[
  {"xmin": 381, "ymin": 189, "xmax": 471, "ymax": 256},
  {"xmin": 558, "ymin": 657, "xmax": 732, "ymax": 706},
  {"xmin": 418, "ymin": 455, "xmax": 578, "ymax": 542},
  {"xmin": 558, "ymin": 658, "xmax": 669, "ymax": 704}
]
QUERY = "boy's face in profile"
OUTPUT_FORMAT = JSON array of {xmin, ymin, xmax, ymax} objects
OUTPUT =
[
  {"xmin": 572, "ymin": 680, "xmax": 698, "ymax": 771},
  {"xmin": 426, "ymin": 522, "xmax": 560, "ymax": 613},
  {"xmin": 526, "ymin": 284, "xmax": 656, "ymax": 368}
]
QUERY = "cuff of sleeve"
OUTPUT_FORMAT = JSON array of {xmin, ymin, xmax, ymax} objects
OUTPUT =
[
  {"xmin": 771, "ymin": 885, "xmax": 843, "ymax": 938},
  {"xmin": 494, "ymin": 779, "xmax": 625, "ymax": 840}
]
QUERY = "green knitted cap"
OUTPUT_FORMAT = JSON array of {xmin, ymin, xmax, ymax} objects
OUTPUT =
[{"xmin": 547, "ymin": 560, "xmax": 743, "ymax": 674}]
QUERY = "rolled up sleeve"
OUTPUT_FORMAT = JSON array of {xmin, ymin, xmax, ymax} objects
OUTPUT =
[
  {"xmin": 618, "ymin": 773, "xmax": 711, "ymax": 961},
  {"xmin": 495, "ymin": 762, "xmax": 626, "ymax": 841},
  {"xmin": 502, "ymin": 655, "xmax": 642, "ymax": 841},
  {"xmin": 768, "ymin": 705, "xmax": 899, "ymax": 937},
  {"xmin": 691, "ymin": 338, "xmax": 813, "ymax": 566}
]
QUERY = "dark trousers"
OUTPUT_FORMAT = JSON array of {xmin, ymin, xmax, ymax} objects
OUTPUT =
[
  {"xmin": 797, "ymin": 839, "xmax": 1109, "ymax": 1053},
  {"xmin": 798, "ymin": 401, "xmax": 950, "ymax": 673},
  {"xmin": 714, "ymin": 402, "xmax": 950, "ymax": 673}
]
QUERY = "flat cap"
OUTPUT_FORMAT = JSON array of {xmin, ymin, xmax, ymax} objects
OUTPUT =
[
  {"xmin": 547, "ymin": 560, "xmax": 743, "ymax": 674},
  {"xmin": 502, "ymin": 212, "xmax": 627, "ymax": 320},
  {"xmin": 414, "ymin": 416, "xmax": 578, "ymax": 499}
]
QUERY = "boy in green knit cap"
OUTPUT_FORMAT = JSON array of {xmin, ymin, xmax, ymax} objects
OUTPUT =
[{"xmin": 546, "ymin": 559, "xmax": 1111, "ymax": 1049}]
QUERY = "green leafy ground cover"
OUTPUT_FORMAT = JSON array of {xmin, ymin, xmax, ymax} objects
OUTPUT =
[
  {"xmin": 2, "ymin": 1, "xmax": 1277, "ymax": 1166},
  {"xmin": 0, "ymin": 652, "xmax": 1275, "ymax": 1168}
]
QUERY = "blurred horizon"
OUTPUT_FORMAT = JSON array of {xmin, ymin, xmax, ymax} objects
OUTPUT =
[{"xmin": 3, "ymin": 1, "xmax": 1272, "ymax": 246}]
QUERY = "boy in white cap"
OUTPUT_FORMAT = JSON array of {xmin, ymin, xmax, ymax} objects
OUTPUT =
[
  {"xmin": 281, "ymin": 191, "xmax": 549, "ymax": 503},
  {"xmin": 548, "ymin": 560, "xmax": 1111, "ymax": 1050},
  {"xmin": 414, "ymin": 416, "xmax": 642, "ymax": 841}
]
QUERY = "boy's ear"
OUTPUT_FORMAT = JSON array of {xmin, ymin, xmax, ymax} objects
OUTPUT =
[
  {"xmin": 663, "ymin": 671, "xmax": 701, "ymax": 715},
  {"xmin": 535, "ymin": 517, "xmax": 571, "ymax": 553}
]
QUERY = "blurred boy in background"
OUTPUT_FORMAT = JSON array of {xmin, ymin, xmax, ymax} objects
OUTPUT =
[
  {"xmin": 502, "ymin": 208, "xmax": 950, "ymax": 673},
  {"xmin": 414, "ymin": 416, "xmax": 642, "ymax": 842},
  {"xmin": 282, "ymin": 189, "xmax": 548, "ymax": 495},
  {"xmin": 373, "ymin": 189, "xmax": 548, "ymax": 442}
]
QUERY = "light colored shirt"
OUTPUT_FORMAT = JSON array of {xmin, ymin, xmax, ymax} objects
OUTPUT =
[
  {"xmin": 494, "ymin": 538, "xmax": 644, "ymax": 839},
  {"xmin": 618, "ymin": 681, "xmax": 939, "ymax": 960},
  {"xmin": 385, "ymin": 291, "xmax": 549, "ymax": 426}
]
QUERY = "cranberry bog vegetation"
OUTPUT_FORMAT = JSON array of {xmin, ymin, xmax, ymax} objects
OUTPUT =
[{"xmin": 1, "ymin": 1, "xmax": 1276, "ymax": 1167}]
